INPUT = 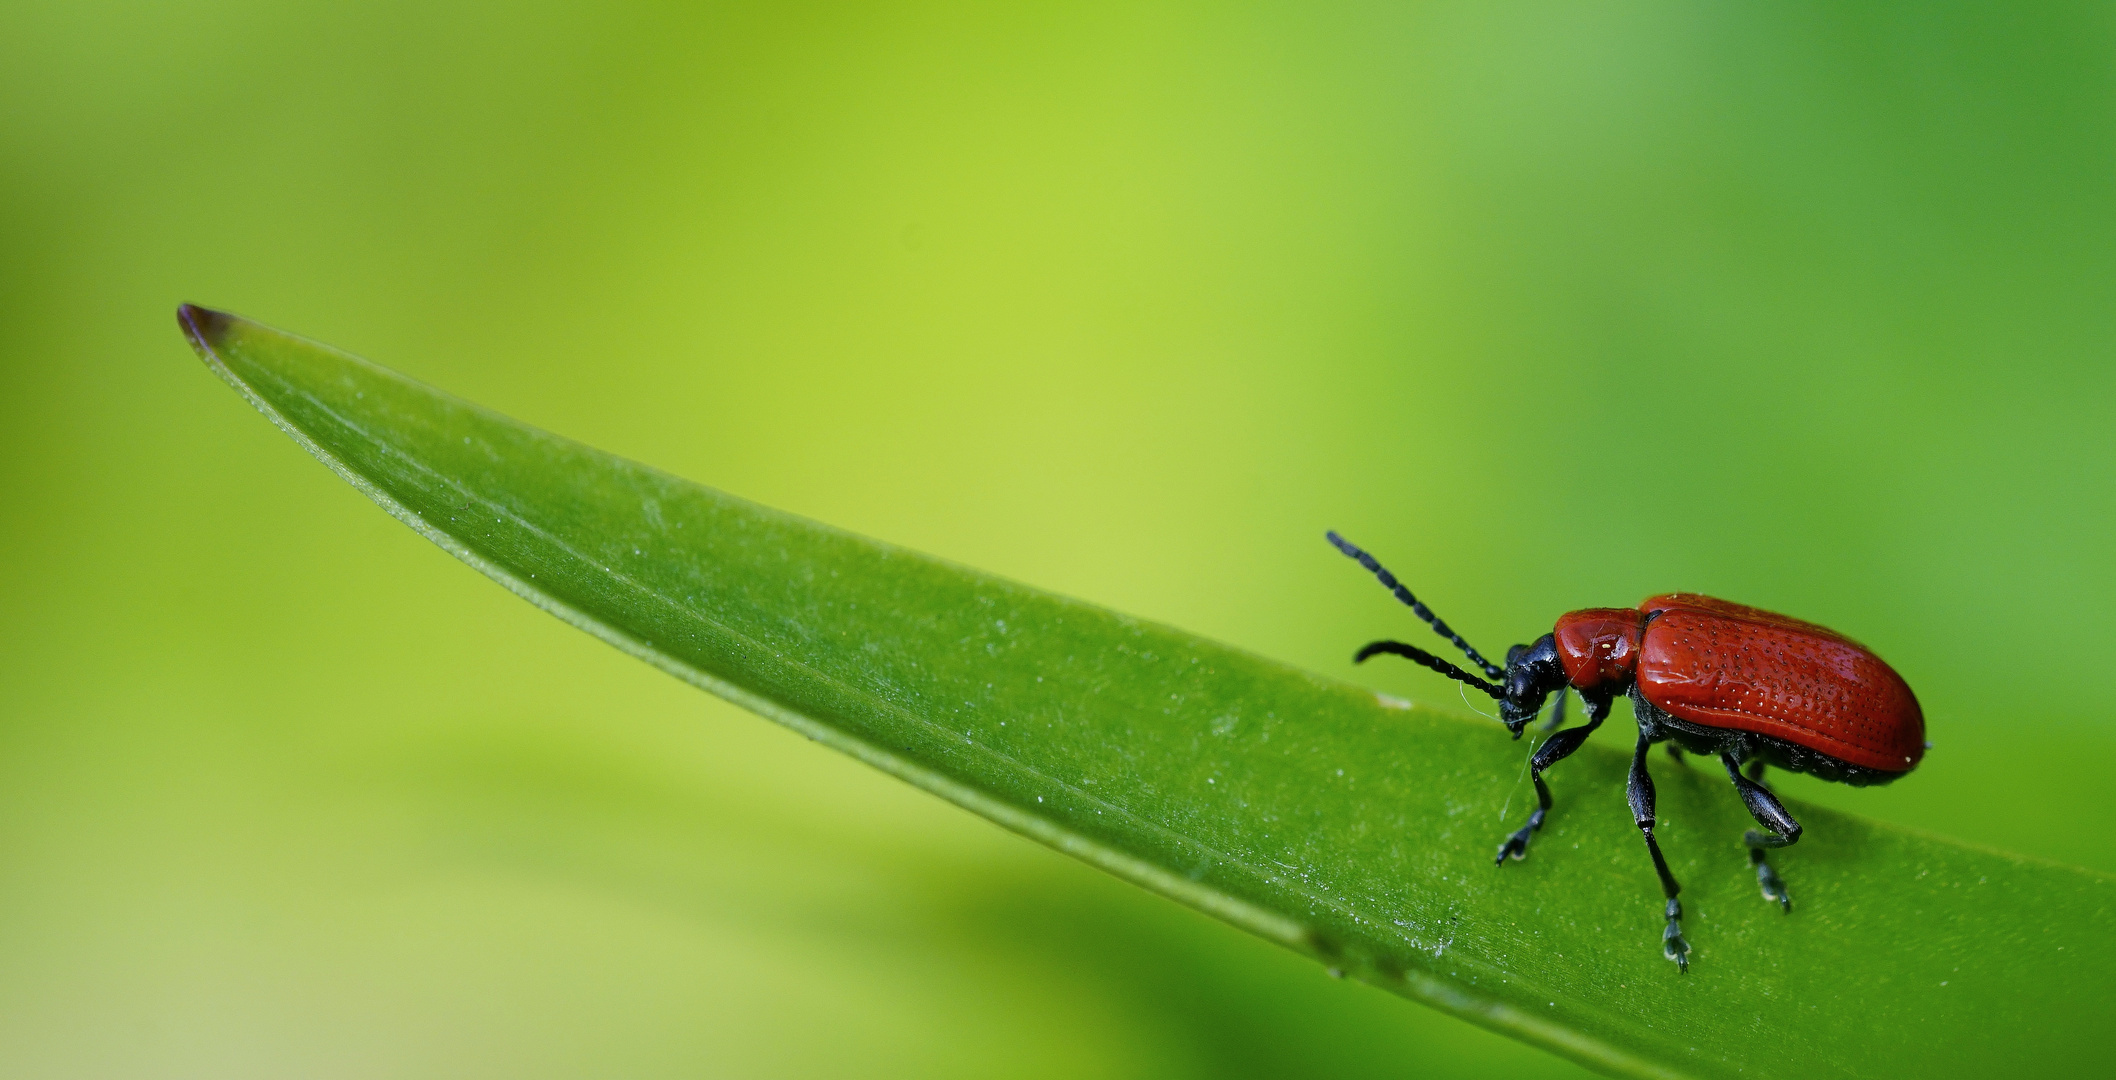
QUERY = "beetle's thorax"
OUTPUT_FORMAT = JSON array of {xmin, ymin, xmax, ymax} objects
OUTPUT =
[
  {"xmin": 1499, "ymin": 609, "xmax": 1650, "ymax": 735},
  {"xmin": 1553, "ymin": 607, "xmax": 1648, "ymax": 694}
]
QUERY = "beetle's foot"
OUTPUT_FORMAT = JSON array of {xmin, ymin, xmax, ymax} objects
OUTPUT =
[
  {"xmin": 1751, "ymin": 849, "xmax": 1792, "ymax": 912},
  {"xmin": 1495, "ymin": 826, "xmax": 1534, "ymax": 864},
  {"xmin": 1662, "ymin": 898, "xmax": 1690, "ymax": 973},
  {"xmin": 1743, "ymin": 828, "xmax": 1796, "ymax": 850},
  {"xmin": 1494, "ymin": 807, "xmax": 1545, "ymax": 865}
]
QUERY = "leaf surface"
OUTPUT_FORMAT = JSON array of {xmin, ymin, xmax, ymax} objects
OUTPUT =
[{"xmin": 179, "ymin": 305, "xmax": 2109, "ymax": 1079}]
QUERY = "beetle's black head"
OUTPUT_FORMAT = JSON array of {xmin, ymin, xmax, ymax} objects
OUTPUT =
[{"xmin": 1499, "ymin": 634, "xmax": 1568, "ymax": 738}]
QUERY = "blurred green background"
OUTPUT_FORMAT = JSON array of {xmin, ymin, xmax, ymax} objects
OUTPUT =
[{"xmin": 5, "ymin": 2, "xmax": 2114, "ymax": 1076}]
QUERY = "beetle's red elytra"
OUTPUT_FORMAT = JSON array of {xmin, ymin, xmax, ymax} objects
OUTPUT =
[
  {"xmin": 1626, "ymin": 595, "xmax": 1924, "ymax": 774},
  {"xmin": 1328, "ymin": 532, "xmax": 1926, "ymax": 973}
]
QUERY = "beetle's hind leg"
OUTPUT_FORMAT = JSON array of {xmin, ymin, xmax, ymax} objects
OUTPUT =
[
  {"xmin": 1747, "ymin": 850, "xmax": 1791, "ymax": 912},
  {"xmin": 1721, "ymin": 756, "xmax": 1802, "ymax": 912},
  {"xmin": 1496, "ymin": 695, "xmax": 1606, "ymax": 863}
]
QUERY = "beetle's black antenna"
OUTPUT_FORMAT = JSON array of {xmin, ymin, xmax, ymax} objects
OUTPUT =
[
  {"xmin": 1328, "ymin": 531, "xmax": 1505, "ymax": 680},
  {"xmin": 1354, "ymin": 640, "xmax": 1504, "ymax": 700}
]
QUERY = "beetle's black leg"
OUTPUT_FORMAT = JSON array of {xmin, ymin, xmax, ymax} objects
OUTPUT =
[
  {"xmin": 1628, "ymin": 730, "xmax": 1689, "ymax": 973},
  {"xmin": 1721, "ymin": 754, "xmax": 1802, "ymax": 912},
  {"xmin": 1541, "ymin": 686, "xmax": 1568, "ymax": 732},
  {"xmin": 1748, "ymin": 851, "xmax": 1789, "ymax": 912},
  {"xmin": 1665, "ymin": 744, "xmax": 1686, "ymax": 765},
  {"xmin": 1496, "ymin": 695, "xmax": 1607, "ymax": 863}
]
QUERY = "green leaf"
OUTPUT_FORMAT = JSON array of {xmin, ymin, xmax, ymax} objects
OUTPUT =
[{"xmin": 179, "ymin": 305, "xmax": 2108, "ymax": 1079}]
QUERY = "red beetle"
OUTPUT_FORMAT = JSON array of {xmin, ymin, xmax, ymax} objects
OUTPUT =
[{"xmin": 1328, "ymin": 532, "xmax": 1925, "ymax": 972}]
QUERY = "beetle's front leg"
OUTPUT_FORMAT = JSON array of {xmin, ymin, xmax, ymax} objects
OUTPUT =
[{"xmin": 1496, "ymin": 694, "xmax": 1606, "ymax": 863}]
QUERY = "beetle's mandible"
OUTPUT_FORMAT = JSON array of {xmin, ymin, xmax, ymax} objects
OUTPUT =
[{"xmin": 1327, "ymin": 531, "xmax": 1925, "ymax": 972}]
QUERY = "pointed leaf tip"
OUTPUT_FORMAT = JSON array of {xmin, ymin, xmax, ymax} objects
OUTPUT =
[{"xmin": 177, "ymin": 304, "xmax": 234, "ymax": 352}]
